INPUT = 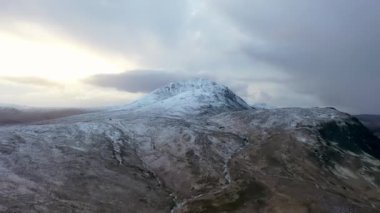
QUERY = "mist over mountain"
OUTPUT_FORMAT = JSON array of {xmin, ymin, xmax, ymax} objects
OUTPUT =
[
  {"xmin": 0, "ymin": 79, "xmax": 379, "ymax": 212},
  {"xmin": 356, "ymin": 115, "xmax": 380, "ymax": 138}
]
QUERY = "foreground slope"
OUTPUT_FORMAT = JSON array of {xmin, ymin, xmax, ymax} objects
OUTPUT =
[{"xmin": 0, "ymin": 79, "xmax": 379, "ymax": 213}]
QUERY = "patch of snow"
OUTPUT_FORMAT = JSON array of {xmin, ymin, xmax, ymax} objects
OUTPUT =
[
  {"xmin": 252, "ymin": 103, "xmax": 276, "ymax": 109},
  {"xmin": 295, "ymin": 134, "xmax": 309, "ymax": 144},
  {"xmin": 333, "ymin": 165, "xmax": 358, "ymax": 179},
  {"xmin": 211, "ymin": 107, "xmax": 353, "ymax": 133},
  {"xmin": 362, "ymin": 174, "xmax": 377, "ymax": 187}
]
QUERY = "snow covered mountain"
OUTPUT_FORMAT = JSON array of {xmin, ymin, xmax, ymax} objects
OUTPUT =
[
  {"xmin": 111, "ymin": 79, "xmax": 251, "ymax": 116},
  {"xmin": 0, "ymin": 80, "xmax": 380, "ymax": 212}
]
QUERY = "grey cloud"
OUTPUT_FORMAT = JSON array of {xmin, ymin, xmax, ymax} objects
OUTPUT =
[
  {"xmin": 85, "ymin": 70, "xmax": 252, "ymax": 99},
  {"xmin": 211, "ymin": 0, "xmax": 380, "ymax": 113},
  {"xmin": 0, "ymin": 0, "xmax": 189, "ymax": 56},
  {"xmin": 0, "ymin": 76, "xmax": 60, "ymax": 88},
  {"xmin": 86, "ymin": 70, "xmax": 194, "ymax": 93},
  {"xmin": 0, "ymin": 0, "xmax": 256, "ymax": 73},
  {"xmin": 0, "ymin": 0, "xmax": 281, "ymax": 96},
  {"xmin": 1, "ymin": 0, "xmax": 380, "ymax": 113}
]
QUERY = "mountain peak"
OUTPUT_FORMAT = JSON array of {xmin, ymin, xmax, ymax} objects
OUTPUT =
[
  {"xmin": 151, "ymin": 79, "xmax": 228, "ymax": 97},
  {"xmin": 121, "ymin": 79, "xmax": 251, "ymax": 115}
]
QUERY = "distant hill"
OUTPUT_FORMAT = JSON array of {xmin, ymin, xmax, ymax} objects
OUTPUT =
[
  {"xmin": 356, "ymin": 114, "xmax": 380, "ymax": 138},
  {"xmin": 0, "ymin": 106, "xmax": 93, "ymax": 125}
]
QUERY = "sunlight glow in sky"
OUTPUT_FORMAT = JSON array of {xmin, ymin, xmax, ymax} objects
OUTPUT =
[{"xmin": 0, "ymin": 22, "xmax": 135, "ymax": 82}]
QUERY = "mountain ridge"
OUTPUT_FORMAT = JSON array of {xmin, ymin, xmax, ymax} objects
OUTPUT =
[{"xmin": 0, "ymin": 80, "xmax": 379, "ymax": 212}]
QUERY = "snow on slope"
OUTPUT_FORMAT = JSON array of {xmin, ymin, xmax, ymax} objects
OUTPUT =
[
  {"xmin": 1, "ymin": 80, "xmax": 380, "ymax": 212},
  {"xmin": 209, "ymin": 107, "xmax": 351, "ymax": 134},
  {"xmin": 110, "ymin": 79, "xmax": 251, "ymax": 116}
]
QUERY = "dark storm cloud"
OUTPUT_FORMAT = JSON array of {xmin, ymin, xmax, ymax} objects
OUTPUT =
[{"xmin": 212, "ymin": 0, "xmax": 380, "ymax": 113}]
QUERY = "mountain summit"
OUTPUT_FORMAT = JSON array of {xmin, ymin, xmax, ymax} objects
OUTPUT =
[
  {"xmin": 116, "ymin": 79, "xmax": 251, "ymax": 115},
  {"xmin": 0, "ymin": 80, "xmax": 380, "ymax": 212}
]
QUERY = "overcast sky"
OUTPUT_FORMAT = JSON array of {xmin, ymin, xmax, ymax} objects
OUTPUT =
[{"xmin": 0, "ymin": 0, "xmax": 379, "ymax": 114}]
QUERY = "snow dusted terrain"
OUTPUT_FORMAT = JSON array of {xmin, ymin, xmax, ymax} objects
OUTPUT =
[
  {"xmin": 0, "ymin": 79, "xmax": 380, "ymax": 212},
  {"xmin": 110, "ymin": 79, "xmax": 251, "ymax": 116}
]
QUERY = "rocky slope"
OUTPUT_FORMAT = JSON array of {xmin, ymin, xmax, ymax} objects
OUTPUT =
[{"xmin": 0, "ymin": 79, "xmax": 379, "ymax": 213}]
